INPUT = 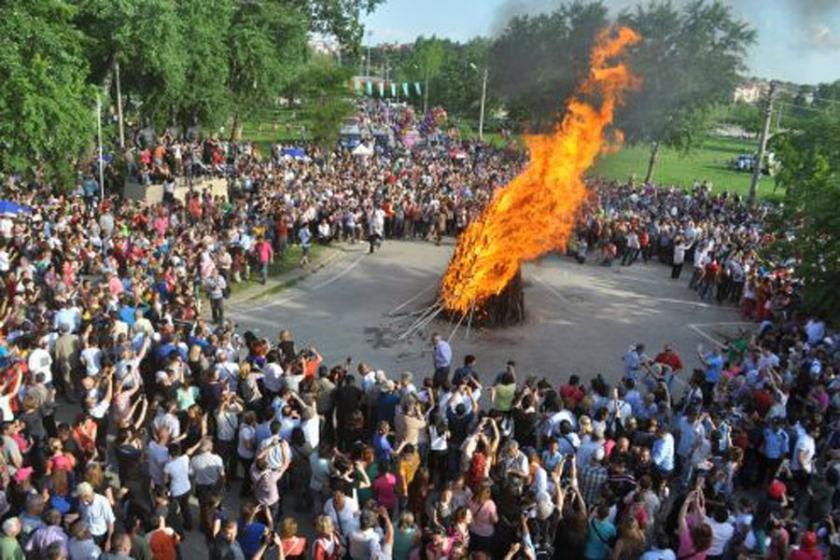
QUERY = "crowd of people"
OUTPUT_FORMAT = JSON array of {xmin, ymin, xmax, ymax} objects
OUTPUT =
[{"xmin": 0, "ymin": 100, "xmax": 836, "ymax": 560}]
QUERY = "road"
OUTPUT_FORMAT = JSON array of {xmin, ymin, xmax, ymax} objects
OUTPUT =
[{"xmin": 229, "ymin": 239, "xmax": 746, "ymax": 389}]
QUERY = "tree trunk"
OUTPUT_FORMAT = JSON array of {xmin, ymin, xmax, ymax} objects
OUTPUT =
[
  {"xmin": 230, "ymin": 112, "xmax": 242, "ymax": 142},
  {"xmin": 644, "ymin": 141, "xmax": 659, "ymax": 183}
]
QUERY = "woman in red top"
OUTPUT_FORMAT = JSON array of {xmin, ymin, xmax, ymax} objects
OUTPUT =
[
  {"xmin": 312, "ymin": 515, "xmax": 343, "ymax": 560},
  {"xmin": 279, "ymin": 517, "xmax": 307, "ymax": 560}
]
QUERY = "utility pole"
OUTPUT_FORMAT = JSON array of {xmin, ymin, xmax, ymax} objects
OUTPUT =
[
  {"xmin": 775, "ymin": 99, "xmax": 783, "ymax": 130},
  {"xmin": 115, "ymin": 60, "xmax": 125, "ymax": 149},
  {"xmin": 748, "ymin": 81, "xmax": 776, "ymax": 207},
  {"xmin": 478, "ymin": 67, "xmax": 488, "ymax": 142},
  {"xmin": 366, "ymin": 30, "xmax": 373, "ymax": 77},
  {"xmin": 96, "ymin": 93, "xmax": 105, "ymax": 200},
  {"xmin": 423, "ymin": 68, "xmax": 429, "ymax": 114}
]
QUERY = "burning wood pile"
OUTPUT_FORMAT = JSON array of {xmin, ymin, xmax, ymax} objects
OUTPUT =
[{"xmin": 438, "ymin": 27, "xmax": 640, "ymax": 329}]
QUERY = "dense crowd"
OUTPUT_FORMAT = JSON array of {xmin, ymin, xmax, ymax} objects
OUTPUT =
[{"xmin": 0, "ymin": 101, "xmax": 836, "ymax": 560}]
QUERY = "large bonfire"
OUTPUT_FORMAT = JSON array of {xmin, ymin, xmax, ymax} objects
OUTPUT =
[{"xmin": 440, "ymin": 27, "xmax": 641, "ymax": 325}]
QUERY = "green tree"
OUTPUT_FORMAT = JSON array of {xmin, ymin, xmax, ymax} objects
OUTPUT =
[
  {"xmin": 410, "ymin": 37, "xmax": 446, "ymax": 114},
  {"xmin": 227, "ymin": 0, "xmax": 309, "ymax": 140},
  {"xmin": 489, "ymin": 1, "xmax": 609, "ymax": 130},
  {"xmin": 769, "ymin": 118, "xmax": 840, "ymax": 317},
  {"xmin": 617, "ymin": 0, "xmax": 756, "ymax": 182},
  {"xmin": 294, "ymin": 55, "xmax": 354, "ymax": 146},
  {"xmin": 724, "ymin": 101, "xmax": 761, "ymax": 137},
  {"xmin": 307, "ymin": 0, "xmax": 385, "ymax": 53},
  {"xmin": 74, "ymin": 0, "xmax": 187, "ymax": 128},
  {"xmin": 431, "ymin": 38, "xmax": 492, "ymax": 124},
  {"xmin": 0, "ymin": 0, "xmax": 95, "ymax": 186},
  {"xmin": 174, "ymin": 0, "xmax": 234, "ymax": 130}
]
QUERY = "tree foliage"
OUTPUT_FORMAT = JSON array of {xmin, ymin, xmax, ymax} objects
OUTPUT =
[
  {"xmin": 74, "ymin": 0, "xmax": 188, "ymax": 127},
  {"xmin": 227, "ymin": 1, "xmax": 309, "ymax": 137},
  {"xmin": 0, "ymin": 0, "xmax": 95, "ymax": 185},
  {"xmin": 723, "ymin": 101, "xmax": 762, "ymax": 136},
  {"xmin": 490, "ymin": 1, "xmax": 609, "ymax": 130},
  {"xmin": 294, "ymin": 55, "xmax": 355, "ymax": 146},
  {"xmin": 392, "ymin": 37, "xmax": 491, "ymax": 120},
  {"xmin": 307, "ymin": 0, "xmax": 384, "ymax": 54},
  {"xmin": 174, "ymin": 0, "xmax": 234, "ymax": 129},
  {"xmin": 769, "ymin": 119, "xmax": 840, "ymax": 318},
  {"xmin": 616, "ymin": 0, "xmax": 756, "ymax": 180}
]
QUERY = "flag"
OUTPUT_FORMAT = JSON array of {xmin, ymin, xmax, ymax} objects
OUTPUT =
[
  {"xmin": 378, "ymin": 81, "xmax": 385, "ymax": 97},
  {"xmin": 366, "ymin": 80, "xmax": 373, "ymax": 96},
  {"xmin": 390, "ymin": 82, "xmax": 397, "ymax": 98},
  {"xmin": 402, "ymin": 82, "xmax": 410, "ymax": 97},
  {"xmin": 414, "ymin": 82, "xmax": 422, "ymax": 96},
  {"xmin": 354, "ymin": 79, "xmax": 362, "ymax": 95}
]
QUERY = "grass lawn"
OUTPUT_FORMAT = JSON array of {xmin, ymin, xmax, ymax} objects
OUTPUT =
[
  {"xmin": 240, "ymin": 111, "xmax": 311, "ymax": 156},
  {"xmin": 228, "ymin": 244, "xmax": 323, "ymax": 297},
  {"xmin": 244, "ymin": 111, "xmax": 780, "ymax": 202},
  {"xmin": 592, "ymin": 135, "xmax": 782, "ymax": 200}
]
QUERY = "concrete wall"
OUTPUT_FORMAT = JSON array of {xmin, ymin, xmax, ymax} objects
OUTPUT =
[{"xmin": 123, "ymin": 177, "xmax": 228, "ymax": 205}]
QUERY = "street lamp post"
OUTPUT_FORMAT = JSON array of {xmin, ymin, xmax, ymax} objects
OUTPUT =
[
  {"xmin": 366, "ymin": 30, "xmax": 373, "ymax": 77},
  {"xmin": 470, "ymin": 63, "xmax": 488, "ymax": 142},
  {"xmin": 96, "ymin": 93, "xmax": 105, "ymax": 200}
]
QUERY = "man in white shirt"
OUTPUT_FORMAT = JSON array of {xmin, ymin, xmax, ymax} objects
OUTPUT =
[
  {"xmin": 792, "ymin": 426, "xmax": 816, "ymax": 476},
  {"xmin": 705, "ymin": 505, "xmax": 735, "ymax": 558},
  {"xmin": 325, "ymin": 488, "xmax": 360, "ymax": 544},
  {"xmin": 27, "ymin": 339, "xmax": 53, "ymax": 386},
  {"xmin": 164, "ymin": 443, "xmax": 195, "ymax": 531},
  {"xmin": 80, "ymin": 341, "xmax": 103, "ymax": 378},
  {"xmin": 349, "ymin": 509, "xmax": 393, "ymax": 560},
  {"xmin": 190, "ymin": 438, "xmax": 225, "ymax": 506},
  {"xmin": 76, "ymin": 482, "xmax": 115, "ymax": 551},
  {"xmin": 261, "ymin": 355, "xmax": 284, "ymax": 396},
  {"xmin": 152, "ymin": 401, "xmax": 181, "ymax": 439}
]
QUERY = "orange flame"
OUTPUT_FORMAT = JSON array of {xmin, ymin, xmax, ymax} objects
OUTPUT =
[{"xmin": 441, "ymin": 27, "xmax": 641, "ymax": 315}]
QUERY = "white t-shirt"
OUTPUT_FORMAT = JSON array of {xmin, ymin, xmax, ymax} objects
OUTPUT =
[
  {"xmin": 705, "ymin": 517, "xmax": 735, "ymax": 556},
  {"xmin": 429, "ymin": 422, "xmax": 448, "ymax": 451},
  {"xmin": 793, "ymin": 433, "xmax": 816, "ymax": 473},
  {"xmin": 28, "ymin": 348, "xmax": 53, "ymax": 384},
  {"xmin": 164, "ymin": 455, "xmax": 191, "ymax": 497},
  {"xmin": 325, "ymin": 495, "xmax": 360, "ymax": 540},
  {"xmin": 262, "ymin": 363, "xmax": 284, "ymax": 393},
  {"xmin": 81, "ymin": 348, "xmax": 103, "ymax": 377}
]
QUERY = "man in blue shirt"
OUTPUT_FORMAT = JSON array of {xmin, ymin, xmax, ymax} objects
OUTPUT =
[
  {"xmin": 760, "ymin": 417, "xmax": 790, "ymax": 484},
  {"xmin": 622, "ymin": 343, "xmax": 645, "ymax": 381},
  {"xmin": 698, "ymin": 345, "xmax": 724, "ymax": 406},
  {"xmin": 651, "ymin": 426, "xmax": 675, "ymax": 476},
  {"xmin": 431, "ymin": 333, "xmax": 452, "ymax": 388}
]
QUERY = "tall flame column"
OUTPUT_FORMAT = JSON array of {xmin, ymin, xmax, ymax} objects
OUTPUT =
[{"xmin": 440, "ymin": 27, "xmax": 641, "ymax": 323}]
